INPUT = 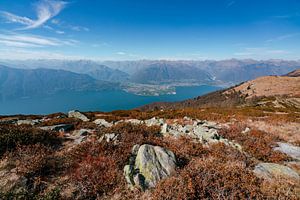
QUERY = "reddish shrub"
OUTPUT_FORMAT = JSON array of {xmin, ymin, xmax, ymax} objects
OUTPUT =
[
  {"xmin": 152, "ymin": 157, "xmax": 263, "ymax": 200},
  {"xmin": 219, "ymin": 125, "xmax": 290, "ymax": 163},
  {"xmin": 8, "ymin": 144, "xmax": 53, "ymax": 176},
  {"xmin": 72, "ymin": 155, "xmax": 120, "ymax": 198}
]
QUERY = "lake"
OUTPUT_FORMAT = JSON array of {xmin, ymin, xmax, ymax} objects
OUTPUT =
[{"xmin": 0, "ymin": 85, "xmax": 221, "ymax": 115}]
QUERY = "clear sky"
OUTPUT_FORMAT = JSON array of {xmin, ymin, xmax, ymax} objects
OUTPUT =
[{"xmin": 0, "ymin": 0, "xmax": 299, "ymax": 60}]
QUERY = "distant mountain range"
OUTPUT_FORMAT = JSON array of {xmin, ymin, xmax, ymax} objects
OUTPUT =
[
  {"xmin": 2, "ymin": 59, "xmax": 300, "ymax": 86},
  {"xmin": 101, "ymin": 59, "xmax": 300, "ymax": 86},
  {"xmin": 0, "ymin": 59, "xmax": 299, "ymax": 99},
  {"xmin": 0, "ymin": 65, "xmax": 118, "ymax": 101}
]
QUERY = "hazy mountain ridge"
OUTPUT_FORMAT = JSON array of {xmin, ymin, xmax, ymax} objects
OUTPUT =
[
  {"xmin": 0, "ymin": 60, "xmax": 130, "ymax": 82},
  {"xmin": 2, "ymin": 59, "xmax": 300, "ymax": 87},
  {"xmin": 0, "ymin": 65, "xmax": 118, "ymax": 101},
  {"xmin": 102, "ymin": 59, "xmax": 300, "ymax": 85}
]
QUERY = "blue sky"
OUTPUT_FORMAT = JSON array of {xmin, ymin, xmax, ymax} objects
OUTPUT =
[{"xmin": 0, "ymin": 0, "xmax": 299, "ymax": 60}]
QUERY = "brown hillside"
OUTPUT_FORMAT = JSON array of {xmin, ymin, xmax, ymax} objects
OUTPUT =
[{"xmin": 286, "ymin": 69, "xmax": 300, "ymax": 77}]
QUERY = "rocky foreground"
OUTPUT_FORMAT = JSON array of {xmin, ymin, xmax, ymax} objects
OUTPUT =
[{"xmin": 0, "ymin": 108, "xmax": 299, "ymax": 199}]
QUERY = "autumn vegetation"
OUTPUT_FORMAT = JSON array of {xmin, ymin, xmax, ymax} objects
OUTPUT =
[{"xmin": 0, "ymin": 101, "xmax": 299, "ymax": 199}]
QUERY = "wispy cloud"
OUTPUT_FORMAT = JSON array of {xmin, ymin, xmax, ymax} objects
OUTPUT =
[
  {"xmin": 226, "ymin": 1, "xmax": 235, "ymax": 8},
  {"xmin": 0, "ymin": 33, "xmax": 78, "ymax": 48},
  {"xmin": 116, "ymin": 51, "xmax": 126, "ymax": 55},
  {"xmin": 266, "ymin": 33, "xmax": 300, "ymax": 43},
  {"xmin": 0, "ymin": 0, "xmax": 67, "ymax": 30},
  {"xmin": 0, "ymin": 47, "xmax": 84, "ymax": 60},
  {"xmin": 234, "ymin": 47, "xmax": 290, "ymax": 57},
  {"xmin": 0, "ymin": 11, "xmax": 33, "ymax": 26},
  {"xmin": 70, "ymin": 26, "xmax": 89, "ymax": 32},
  {"xmin": 51, "ymin": 19, "xmax": 90, "ymax": 32},
  {"xmin": 55, "ymin": 30, "xmax": 65, "ymax": 34}
]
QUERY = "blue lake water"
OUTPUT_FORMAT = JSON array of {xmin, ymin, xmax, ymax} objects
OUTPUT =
[{"xmin": 0, "ymin": 85, "xmax": 221, "ymax": 115}]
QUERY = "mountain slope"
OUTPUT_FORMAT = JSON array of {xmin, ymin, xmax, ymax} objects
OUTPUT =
[
  {"xmin": 130, "ymin": 62, "xmax": 213, "ymax": 84},
  {"xmin": 0, "ymin": 65, "xmax": 118, "ymax": 101}
]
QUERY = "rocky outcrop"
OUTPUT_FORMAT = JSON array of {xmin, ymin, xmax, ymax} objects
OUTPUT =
[
  {"xmin": 254, "ymin": 163, "xmax": 300, "ymax": 181},
  {"xmin": 68, "ymin": 110, "xmax": 90, "ymax": 122},
  {"xmin": 124, "ymin": 144, "xmax": 176, "ymax": 190},
  {"xmin": 113, "ymin": 117, "xmax": 241, "ymax": 149}
]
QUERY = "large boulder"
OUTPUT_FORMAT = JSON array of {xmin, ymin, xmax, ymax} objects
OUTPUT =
[
  {"xmin": 124, "ymin": 144, "xmax": 176, "ymax": 190},
  {"xmin": 68, "ymin": 110, "xmax": 90, "ymax": 122},
  {"xmin": 254, "ymin": 163, "xmax": 300, "ymax": 181}
]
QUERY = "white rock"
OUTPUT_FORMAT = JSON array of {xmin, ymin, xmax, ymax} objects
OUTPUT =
[{"xmin": 93, "ymin": 119, "xmax": 113, "ymax": 127}]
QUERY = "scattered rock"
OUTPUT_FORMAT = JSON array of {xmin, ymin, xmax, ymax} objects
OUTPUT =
[
  {"xmin": 124, "ymin": 144, "xmax": 176, "ymax": 190},
  {"xmin": 93, "ymin": 119, "xmax": 113, "ymax": 127},
  {"xmin": 99, "ymin": 133, "xmax": 119, "ymax": 144},
  {"xmin": 241, "ymin": 127, "xmax": 251, "ymax": 134},
  {"xmin": 274, "ymin": 142, "xmax": 300, "ymax": 161},
  {"xmin": 254, "ymin": 163, "xmax": 300, "ymax": 181},
  {"xmin": 67, "ymin": 129, "xmax": 93, "ymax": 144},
  {"xmin": 160, "ymin": 119, "xmax": 241, "ymax": 150},
  {"xmin": 68, "ymin": 110, "xmax": 89, "ymax": 122},
  {"xmin": 144, "ymin": 117, "xmax": 165, "ymax": 127},
  {"xmin": 16, "ymin": 119, "xmax": 41, "ymax": 126},
  {"xmin": 40, "ymin": 124, "xmax": 74, "ymax": 132},
  {"xmin": 124, "ymin": 119, "xmax": 143, "ymax": 125}
]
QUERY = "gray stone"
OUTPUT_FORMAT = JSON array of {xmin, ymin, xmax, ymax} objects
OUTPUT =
[
  {"xmin": 99, "ymin": 133, "xmax": 119, "ymax": 144},
  {"xmin": 254, "ymin": 163, "xmax": 300, "ymax": 181},
  {"xmin": 241, "ymin": 127, "xmax": 251, "ymax": 134},
  {"xmin": 124, "ymin": 119, "xmax": 143, "ymax": 125},
  {"xmin": 67, "ymin": 129, "xmax": 93, "ymax": 144},
  {"xmin": 16, "ymin": 119, "xmax": 40, "ymax": 126},
  {"xmin": 274, "ymin": 142, "xmax": 300, "ymax": 161},
  {"xmin": 145, "ymin": 117, "xmax": 165, "ymax": 127},
  {"xmin": 93, "ymin": 119, "xmax": 113, "ymax": 127},
  {"xmin": 68, "ymin": 110, "xmax": 89, "ymax": 122},
  {"xmin": 124, "ymin": 144, "xmax": 177, "ymax": 190},
  {"xmin": 40, "ymin": 124, "xmax": 74, "ymax": 132}
]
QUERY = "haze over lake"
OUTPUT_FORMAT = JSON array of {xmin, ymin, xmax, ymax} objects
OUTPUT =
[{"xmin": 0, "ymin": 85, "xmax": 220, "ymax": 115}]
